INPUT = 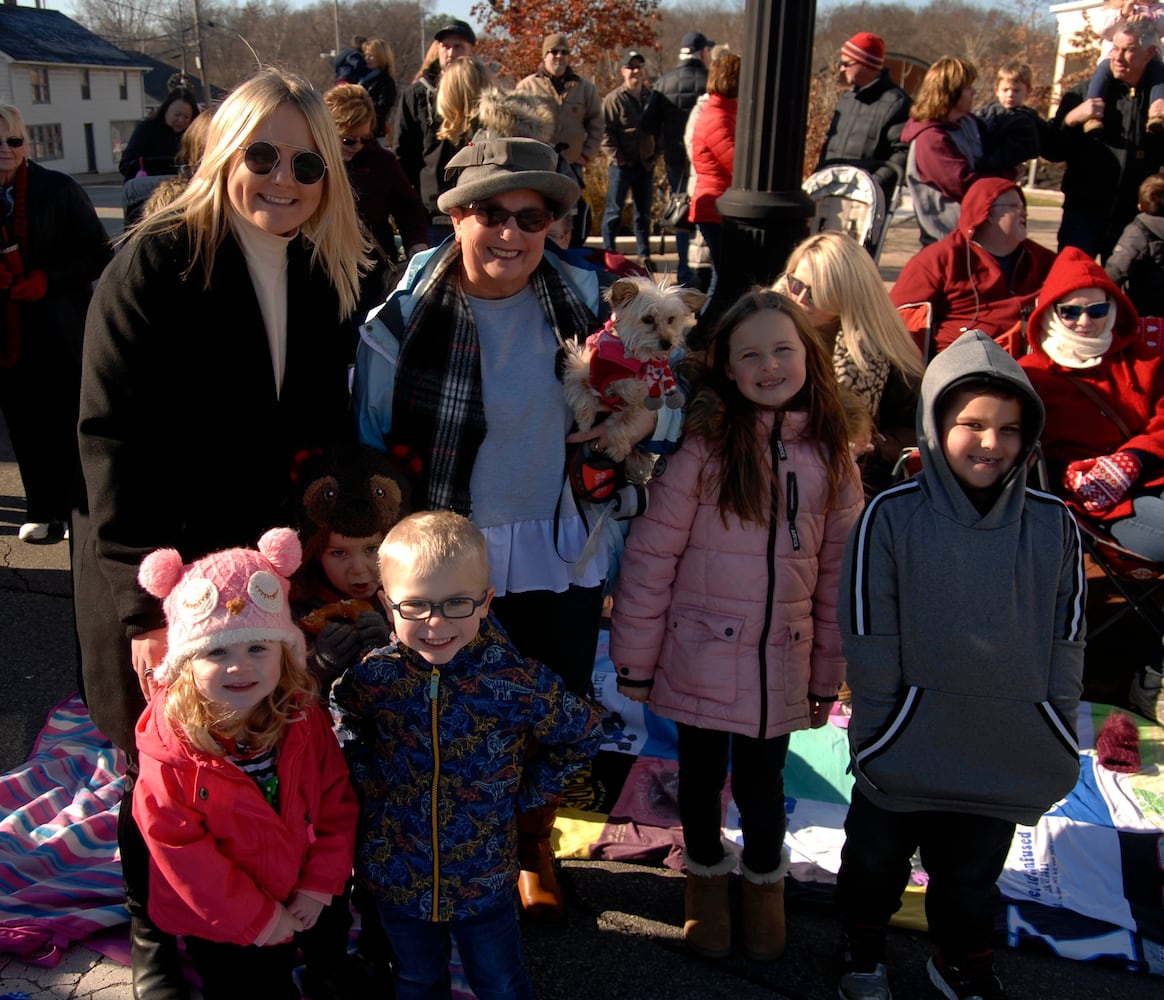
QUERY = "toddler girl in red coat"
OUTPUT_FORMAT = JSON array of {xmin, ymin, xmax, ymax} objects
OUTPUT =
[
  {"xmin": 131, "ymin": 528, "xmax": 358, "ymax": 999},
  {"xmin": 610, "ymin": 289, "xmax": 864, "ymax": 963}
]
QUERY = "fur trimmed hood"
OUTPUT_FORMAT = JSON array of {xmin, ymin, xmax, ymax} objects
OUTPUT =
[{"xmin": 473, "ymin": 88, "xmax": 556, "ymax": 144}]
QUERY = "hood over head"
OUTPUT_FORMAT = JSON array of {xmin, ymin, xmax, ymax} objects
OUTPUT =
[
  {"xmin": 917, "ymin": 330, "xmax": 1044, "ymax": 523},
  {"xmin": 959, "ymin": 176, "xmax": 1024, "ymax": 241},
  {"xmin": 1027, "ymin": 246, "xmax": 1140, "ymax": 362}
]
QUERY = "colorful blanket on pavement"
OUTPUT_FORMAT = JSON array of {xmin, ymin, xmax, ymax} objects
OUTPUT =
[{"xmin": 1, "ymin": 639, "xmax": 1162, "ymax": 979}]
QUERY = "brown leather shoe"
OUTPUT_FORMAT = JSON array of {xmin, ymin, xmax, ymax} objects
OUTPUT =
[{"xmin": 516, "ymin": 803, "xmax": 566, "ymax": 919}]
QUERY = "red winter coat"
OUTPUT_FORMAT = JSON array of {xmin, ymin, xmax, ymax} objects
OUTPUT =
[
  {"xmin": 1020, "ymin": 246, "xmax": 1164, "ymax": 524},
  {"xmin": 689, "ymin": 95, "xmax": 737, "ymax": 224},
  {"xmin": 133, "ymin": 693, "xmax": 358, "ymax": 945},
  {"xmin": 891, "ymin": 177, "xmax": 1056, "ymax": 354}
]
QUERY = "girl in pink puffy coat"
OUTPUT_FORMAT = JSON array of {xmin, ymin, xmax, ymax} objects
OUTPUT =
[{"xmin": 610, "ymin": 289, "xmax": 864, "ymax": 964}]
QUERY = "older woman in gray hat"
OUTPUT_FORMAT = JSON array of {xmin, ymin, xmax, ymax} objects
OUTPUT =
[{"xmin": 354, "ymin": 136, "xmax": 672, "ymax": 920}]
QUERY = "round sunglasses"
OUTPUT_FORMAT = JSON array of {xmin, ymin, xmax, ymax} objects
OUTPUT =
[
  {"xmin": 1054, "ymin": 301, "xmax": 1111, "ymax": 323},
  {"xmin": 2, "ymin": 137, "xmax": 25, "ymax": 148},
  {"xmin": 341, "ymin": 135, "xmax": 378, "ymax": 148},
  {"xmin": 782, "ymin": 272, "xmax": 815, "ymax": 305},
  {"xmin": 466, "ymin": 201, "xmax": 553, "ymax": 233},
  {"xmin": 239, "ymin": 140, "xmax": 327, "ymax": 185}
]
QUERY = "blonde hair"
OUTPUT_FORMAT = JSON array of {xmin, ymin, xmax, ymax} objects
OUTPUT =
[
  {"xmin": 362, "ymin": 38, "xmax": 396, "ymax": 78},
  {"xmin": 379, "ymin": 511, "xmax": 490, "ymax": 594},
  {"xmin": 324, "ymin": 83, "xmax": 376, "ymax": 135},
  {"xmin": 911, "ymin": 56, "xmax": 977, "ymax": 122},
  {"xmin": 0, "ymin": 104, "xmax": 26, "ymax": 139},
  {"xmin": 165, "ymin": 643, "xmax": 318, "ymax": 755},
  {"xmin": 996, "ymin": 61, "xmax": 1032, "ymax": 90},
  {"xmin": 780, "ymin": 232, "xmax": 924, "ymax": 380},
  {"xmin": 436, "ymin": 57, "xmax": 492, "ymax": 144},
  {"xmin": 129, "ymin": 67, "xmax": 368, "ymax": 318}
]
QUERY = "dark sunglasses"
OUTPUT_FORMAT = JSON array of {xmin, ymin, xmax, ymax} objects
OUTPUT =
[
  {"xmin": 240, "ymin": 140, "xmax": 327, "ymax": 185},
  {"xmin": 2, "ymin": 137, "xmax": 25, "ymax": 148},
  {"xmin": 549, "ymin": 48, "xmax": 570, "ymax": 56},
  {"xmin": 467, "ymin": 201, "xmax": 553, "ymax": 233},
  {"xmin": 340, "ymin": 135, "xmax": 378, "ymax": 148},
  {"xmin": 783, "ymin": 272, "xmax": 815, "ymax": 305},
  {"xmin": 1054, "ymin": 301, "xmax": 1112, "ymax": 323}
]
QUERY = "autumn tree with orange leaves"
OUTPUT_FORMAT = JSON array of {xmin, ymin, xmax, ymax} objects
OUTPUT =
[{"xmin": 470, "ymin": 0, "xmax": 661, "ymax": 88}]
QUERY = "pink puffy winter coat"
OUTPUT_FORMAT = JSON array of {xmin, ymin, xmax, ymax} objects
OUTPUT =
[{"xmin": 610, "ymin": 409, "xmax": 864, "ymax": 738}]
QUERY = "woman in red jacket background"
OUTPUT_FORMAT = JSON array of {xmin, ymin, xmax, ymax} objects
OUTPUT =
[{"xmin": 689, "ymin": 52, "xmax": 740, "ymax": 299}]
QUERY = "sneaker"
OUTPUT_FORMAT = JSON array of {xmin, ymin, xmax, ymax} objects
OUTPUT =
[
  {"xmin": 18, "ymin": 521, "xmax": 66, "ymax": 544},
  {"xmin": 838, "ymin": 963, "xmax": 892, "ymax": 999},
  {"xmin": 1129, "ymin": 665, "xmax": 1163, "ymax": 724},
  {"xmin": 927, "ymin": 952, "xmax": 1007, "ymax": 1000}
]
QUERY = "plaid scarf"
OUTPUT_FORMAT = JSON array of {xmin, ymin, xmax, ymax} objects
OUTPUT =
[
  {"xmin": 0, "ymin": 160, "xmax": 28, "ymax": 368},
  {"xmin": 391, "ymin": 245, "xmax": 596, "ymax": 515}
]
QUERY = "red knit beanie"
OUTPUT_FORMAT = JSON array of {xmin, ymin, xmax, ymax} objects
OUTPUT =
[{"xmin": 842, "ymin": 32, "xmax": 885, "ymax": 72}]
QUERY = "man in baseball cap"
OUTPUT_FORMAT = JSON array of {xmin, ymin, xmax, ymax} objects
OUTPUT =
[{"xmin": 815, "ymin": 32, "xmax": 912, "ymax": 201}]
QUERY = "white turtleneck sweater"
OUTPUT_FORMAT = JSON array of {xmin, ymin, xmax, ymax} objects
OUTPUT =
[{"xmin": 230, "ymin": 209, "xmax": 295, "ymax": 397}]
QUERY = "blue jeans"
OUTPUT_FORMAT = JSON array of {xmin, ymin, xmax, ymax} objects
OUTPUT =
[
  {"xmin": 1087, "ymin": 55, "xmax": 1164, "ymax": 105},
  {"xmin": 378, "ymin": 898, "xmax": 535, "ymax": 1000},
  {"xmin": 602, "ymin": 161, "xmax": 653, "ymax": 257}
]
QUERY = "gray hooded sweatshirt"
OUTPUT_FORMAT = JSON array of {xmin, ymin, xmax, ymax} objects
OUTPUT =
[{"xmin": 839, "ymin": 331, "xmax": 1086, "ymax": 826}]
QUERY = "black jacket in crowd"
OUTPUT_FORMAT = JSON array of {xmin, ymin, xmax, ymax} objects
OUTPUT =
[
  {"xmin": 648, "ymin": 57, "xmax": 709, "ymax": 182},
  {"xmin": 816, "ymin": 67, "xmax": 911, "ymax": 198}
]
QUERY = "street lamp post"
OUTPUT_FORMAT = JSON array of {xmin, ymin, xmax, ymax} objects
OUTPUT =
[{"xmin": 706, "ymin": 0, "xmax": 817, "ymax": 331}]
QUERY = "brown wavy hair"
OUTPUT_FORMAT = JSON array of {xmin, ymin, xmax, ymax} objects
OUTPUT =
[
  {"xmin": 911, "ymin": 56, "xmax": 977, "ymax": 122},
  {"xmin": 684, "ymin": 289, "xmax": 855, "ymax": 526}
]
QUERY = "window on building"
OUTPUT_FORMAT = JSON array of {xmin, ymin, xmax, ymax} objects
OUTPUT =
[
  {"xmin": 29, "ymin": 67, "xmax": 50, "ymax": 104},
  {"xmin": 27, "ymin": 124, "xmax": 64, "ymax": 161},
  {"xmin": 81, "ymin": 69, "xmax": 91, "ymax": 100},
  {"xmin": 119, "ymin": 72, "xmax": 128, "ymax": 101}
]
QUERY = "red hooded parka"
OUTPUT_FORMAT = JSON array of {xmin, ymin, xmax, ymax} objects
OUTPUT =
[{"xmin": 1020, "ymin": 246, "xmax": 1164, "ymax": 524}]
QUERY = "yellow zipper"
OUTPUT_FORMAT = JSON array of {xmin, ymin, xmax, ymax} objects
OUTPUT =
[{"xmin": 429, "ymin": 665, "xmax": 440, "ymax": 921}]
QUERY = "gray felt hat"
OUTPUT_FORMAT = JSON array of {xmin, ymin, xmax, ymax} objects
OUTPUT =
[{"xmin": 436, "ymin": 138, "xmax": 580, "ymax": 218}]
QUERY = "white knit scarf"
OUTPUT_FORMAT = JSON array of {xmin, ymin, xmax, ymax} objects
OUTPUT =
[{"xmin": 1040, "ymin": 305, "xmax": 1116, "ymax": 369}]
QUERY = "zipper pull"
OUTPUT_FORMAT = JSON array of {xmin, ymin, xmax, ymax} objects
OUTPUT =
[
  {"xmin": 429, "ymin": 667, "xmax": 440, "ymax": 701},
  {"xmin": 776, "ymin": 438, "xmax": 787, "ymax": 461},
  {"xmin": 786, "ymin": 471, "xmax": 800, "ymax": 551}
]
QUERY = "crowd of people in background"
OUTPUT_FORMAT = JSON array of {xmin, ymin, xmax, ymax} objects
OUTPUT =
[{"xmin": 4, "ymin": 9, "xmax": 1164, "ymax": 1000}]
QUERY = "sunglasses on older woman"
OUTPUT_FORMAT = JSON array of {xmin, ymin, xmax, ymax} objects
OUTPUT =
[
  {"xmin": 1054, "ymin": 301, "xmax": 1111, "ymax": 323},
  {"xmin": 239, "ymin": 140, "xmax": 327, "ymax": 185},
  {"xmin": 466, "ymin": 201, "xmax": 554, "ymax": 233},
  {"xmin": 2, "ymin": 137, "xmax": 25, "ymax": 148}
]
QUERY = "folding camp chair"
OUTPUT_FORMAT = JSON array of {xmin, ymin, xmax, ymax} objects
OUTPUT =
[{"xmin": 802, "ymin": 165, "xmax": 891, "ymax": 262}]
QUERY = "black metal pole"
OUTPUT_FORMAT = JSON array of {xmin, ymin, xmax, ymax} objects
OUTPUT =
[{"xmin": 702, "ymin": 0, "xmax": 817, "ymax": 337}]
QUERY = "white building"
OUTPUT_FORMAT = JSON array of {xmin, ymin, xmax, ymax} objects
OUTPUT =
[{"xmin": 0, "ymin": 2, "xmax": 150, "ymax": 174}]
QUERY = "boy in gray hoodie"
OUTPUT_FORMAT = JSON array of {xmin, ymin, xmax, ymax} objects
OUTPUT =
[{"xmin": 835, "ymin": 331, "xmax": 1086, "ymax": 1000}]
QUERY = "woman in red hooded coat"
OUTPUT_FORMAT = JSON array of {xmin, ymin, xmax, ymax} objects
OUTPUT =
[{"xmin": 1020, "ymin": 246, "xmax": 1164, "ymax": 559}]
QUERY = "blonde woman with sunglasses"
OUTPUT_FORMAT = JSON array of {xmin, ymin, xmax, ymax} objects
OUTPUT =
[{"xmin": 74, "ymin": 68, "xmax": 368, "ymax": 998}]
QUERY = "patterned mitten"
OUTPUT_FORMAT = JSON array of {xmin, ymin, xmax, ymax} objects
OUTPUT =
[{"xmin": 1063, "ymin": 452, "xmax": 1142, "ymax": 511}]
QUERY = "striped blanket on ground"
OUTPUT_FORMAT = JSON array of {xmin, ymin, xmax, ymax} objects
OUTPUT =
[{"xmin": 0, "ymin": 695, "xmax": 126, "ymax": 967}]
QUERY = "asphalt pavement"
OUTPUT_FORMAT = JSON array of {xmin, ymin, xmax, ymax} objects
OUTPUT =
[{"xmin": 1, "ymin": 181, "xmax": 1160, "ymax": 998}]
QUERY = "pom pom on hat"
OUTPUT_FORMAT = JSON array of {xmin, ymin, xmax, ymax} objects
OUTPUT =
[
  {"xmin": 842, "ymin": 32, "xmax": 886, "ymax": 73},
  {"xmin": 1096, "ymin": 711, "xmax": 1141, "ymax": 773},
  {"xmin": 141, "ymin": 530, "xmax": 305, "ymax": 686}
]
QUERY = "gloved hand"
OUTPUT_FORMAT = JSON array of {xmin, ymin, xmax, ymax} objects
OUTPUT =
[
  {"xmin": 10, "ymin": 270, "xmax": 47, "ymax": 302},
  {"xmin": 314, "ymin": 611, "xmax": 390, "ymax": 677},
  {"xmin": 1063, "ymin": 452, "xmax": 1142, "ymax": 511}
]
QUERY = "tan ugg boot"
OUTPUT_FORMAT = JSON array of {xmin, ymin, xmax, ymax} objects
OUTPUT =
[
  {"xmin": 516, "ymin": 803, "xmax": 565, "ymax": 920},
  {"xmin": 682, "ymin": 843, "xmax": 737, "ymax": 958},
  {"xmin": 740, "ymin": 848, "xmax": 790, "ymax": 962}
]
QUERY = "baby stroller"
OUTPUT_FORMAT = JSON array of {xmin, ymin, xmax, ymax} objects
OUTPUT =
[{"xmin": 802, "ymin": 165, "xmax": 894, "ymax": 262}]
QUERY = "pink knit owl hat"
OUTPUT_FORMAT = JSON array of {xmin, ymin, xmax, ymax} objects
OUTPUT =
[{"xmin": 137, "ymin": 528, "xmax": 305, "ymax": 685}]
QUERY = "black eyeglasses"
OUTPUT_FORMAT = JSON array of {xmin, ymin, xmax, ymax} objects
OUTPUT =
[
  {"xmin": 2, "ymin": 137, "xmax": 25, "ymax": 148},
  {"xmin": 549, "ymin": 48, "xmax": 570, "ymax": 56},
  {"xmin": 1054, "ymin": 301, "xmax": 1112, "ymax": 323},
  {"xmin": 341, "ymin": 135, "xmax": 378, "ymax": 148},
  {"xmin": 240, "ymin": 140, "xmax": 327, "ymax": 185},
  {"xmin": 466, "ymin": 201, "xmax": 553, "ymax": 233},
  {"xmin": 384, "ymin": 593, "xmax": 489, "ymax": 621}
]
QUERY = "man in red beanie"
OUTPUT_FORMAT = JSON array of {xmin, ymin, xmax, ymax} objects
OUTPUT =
[{"xmin": 816, "ymin": 32, "xmax": 912, "ymax": 201}]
